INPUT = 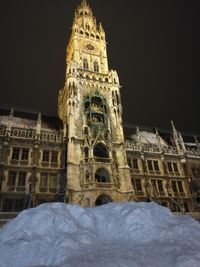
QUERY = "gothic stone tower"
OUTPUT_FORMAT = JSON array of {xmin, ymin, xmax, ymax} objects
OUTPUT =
[{"xmin": 58, "ymin": 0, "xmax": 133, "ymax": 206}]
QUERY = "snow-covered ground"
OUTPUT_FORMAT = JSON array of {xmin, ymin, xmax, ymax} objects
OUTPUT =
[{"xmin": 0, "ymin": 202, "xmax": 200, "ymax": 267}]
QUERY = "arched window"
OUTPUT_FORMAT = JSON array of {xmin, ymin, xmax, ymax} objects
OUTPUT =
[
  {"xmin": 93, "ymin": 143, "xmax": 109, "ymax": 159},
  {"xmin": 94, "ymin": 61, "xmax": 99, "ymax": 72},
  {"xmin": 83, "ymin": 58, "xmax": 89, "ymax": 70},
  {"xmin": 95, "ymin": 168, "xmax": 110, "ymax": 183}
]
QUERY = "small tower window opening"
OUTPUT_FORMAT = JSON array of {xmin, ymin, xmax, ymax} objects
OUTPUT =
[
  {"xmin": 84, "ymin": 147, "xmax": 89, "ymax": 160},
  {"xmin": 80, "ymin": 30, "xmax": 84, "ymax": 35},
  {"xmin": 94, "ymin": 61, "xmax": 99, "ymax": 72},
  {"xmin": 96, "ymin": 35, "xmax": 100, "ymax": 39},
  {"xmin": 83, "ymin": 58, "xmax": 89, "ymax": 70},
  {"xmin": 95, "ymin": 168, "xmax": 110, "ymax": 183},
  {"xmin": 93, "ymin": 143, "xmax": 109, "ymax": 160}
]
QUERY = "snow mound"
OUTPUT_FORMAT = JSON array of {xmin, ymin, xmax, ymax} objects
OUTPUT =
[{"xmin": 0, "ymin": 202, "xmax": 200, "ymax": 267}]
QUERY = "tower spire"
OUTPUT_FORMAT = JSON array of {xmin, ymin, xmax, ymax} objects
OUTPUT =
[{"xmin": 81, "ymin": 0, "xmax": 88, "ymax": 7}]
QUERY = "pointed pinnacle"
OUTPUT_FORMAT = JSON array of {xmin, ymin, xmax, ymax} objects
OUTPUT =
[
  {"xmin": 171, "ymin": 120, "xmax": 176, "ymax": 132},
  {"xmin": 81, "ymin": 0, "xmax": 88, "ymax": 7}
]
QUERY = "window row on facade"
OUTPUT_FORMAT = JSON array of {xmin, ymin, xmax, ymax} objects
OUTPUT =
[
  {"xmin": 127, "ymin": 158, "xmax": 182, "ymax": 176},
  {"xmin": 133, "ymin": 178, "xmax": 185, "ymax": 196},
  {"xmin": 83, "ymin": 58, "xmax": 100, "ymax": 72},
  {"xmin": 9, "ymin": 128, "xmax": 62, "ymax": 142},
  {"xmin": 0, "ymin": 171, "xmax": 59, "ymax": 194},
  {"xmin": 10, "ymin": 147, "xmax": 59, "ymax": 165}
]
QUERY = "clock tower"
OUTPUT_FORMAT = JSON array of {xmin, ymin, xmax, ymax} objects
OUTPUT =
[{"xmin": 58, "ymin": 0, "xmax": 133, "ymax": 206}]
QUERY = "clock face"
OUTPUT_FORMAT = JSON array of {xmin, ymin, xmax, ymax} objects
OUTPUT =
[
  {"xmin": 84, "ymin": 43, "xmax": 97, "ymax": 53},
  {"xmin": 85, "ymin": 43, "xmax": 95, "ymax": 51}
]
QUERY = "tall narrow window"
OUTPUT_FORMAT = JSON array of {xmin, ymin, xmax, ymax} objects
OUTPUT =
[
  {"xmin": 42, "ymin": 151, "xmax": 49, "ymax": 162},
  {"xmin": 157, "ymin": 180, "xmax": 164, "ymax": 192},
  {"xmin": 18, "ymin": 172, "xmax": 26, "ymax": 186},
  {"xmin": 173, "ymin": 163, "xmax": 178, "ymax": 173},
  {"xmin": 94, "ymin": 61, "xmax": 99, "ymax": 72},
  {"xmin": 12, "ymin": 148, "xmax": 20, "ymax": 160},
  {"xmin": 154, "ymin": 161, "xmax": 159, "ymax": 171},
  {"xmin": 127, "ymin": 158, "xmax": 132, "ymax": 168},
  {"xmin": 21, "ymin": 149, "xmax": 29, "ymax": 161},
  {"xmin": 8, "ymin": 171, "xmax": 17, "ymax": 186},
  {"xmin": 177, "ymin": 181, "xmax": 184, "ymax": 193},
  {"xmin": 51, "ymin": 151, "xmax": 58, "ymax": 163},
  {"xmin": 132, "ymin": 159, "xmax": 139, "ymax": 170},
  {"xmin": 49, "ymin": 174, "xmax": 57, "ymax": 193},
  {"xmin": 167, "ymin": 162, "xmax": 173, "ymax": 172},
  {"xmin": 83, "ymin": 58, "xmax": 89, "ymax": 70},
  {"xmin": 171, "ymin": 181, "xmax": 178, "ymax": 193},
  {"xmin": 134, "ymin": 178, "xmax": 142, "ymax": 191},
  {"xmin": 40, "ymin": 173, "xmax": 48, "ymax": 192},
  {"xmin": 147, "ymin": 160, "xmax": 153, "ymax": 171}
]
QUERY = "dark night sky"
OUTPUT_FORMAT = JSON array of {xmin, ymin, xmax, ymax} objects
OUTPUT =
[{"xmin": 0, "ymin": 0, "xmax": 200, "ymax": 133}]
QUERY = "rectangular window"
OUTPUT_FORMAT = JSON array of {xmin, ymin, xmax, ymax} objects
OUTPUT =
[
  {"xmin": 171, "ymin": 181, "xmax": 178, "ymax": 193},
  {"xmin": 177, "ymin": 181, "xmax": 184, "ymax": 193},
  {"xmin": 51, "ymin": 151, "xmax": 58, "ymax": 163},
  {"xmin": 18, "ymin": 172, "xmax": 26, "ymax": 186},
  {"xmin": 21, "ymin": 149, "xmax": 29, "ymax": 161},
  {"xmin": 154, "ymin": 161, "xmax": 159, "ymax": 171},
  {"xmin": 132, "ymin": 159, "xmax": 139, "ymax": 170},
  {"xmin": 147, "ymin": 160, "xmax": 153, "ymax": 171},
  {"xmin": 151, "ymin": 180, "xmax": 157, "ymax": 192},
  {"xmin": 147, "ymin": 160, "xmax": 159, "ymax": 172},
  {"xmin": 40, "ymin": 173, "xmax": 48, "ymax": 191},
  {"xmin": 167, "ymin": 162, "xmax": 173, "ymax": 172},
  {"xmin": 167, "ymin": 162, "xmax": 179, "ymax": 174},
  {"xmin": 134, "ymin": 178, "xmax": 142, "ymax": 191},
  {"xmin": 127, "ymin": 158, "xmax": 132, "ymax": 168},
  {"xmin": 49, "ymin": 174, "xmax": 57, "ymax": 189},
  {"xmin": 12, "ymin": 148, "xmax": 20, "ymax": 160},
  {"xmin": 42, "ymin": 151, "xmax": 49, "ymax": 162},
  {"xmin": 157, "ymin": 180, "xmax": 164, "ymax": 192},
  {"xmin": 8, "ymin": 171, "xmax": 17, "ymax": 186},
  {"xmin": 173, "ymin": 163, "xmax": 178, "ymax": 173}
]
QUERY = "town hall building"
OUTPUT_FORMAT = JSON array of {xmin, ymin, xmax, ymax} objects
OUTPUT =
[{"xmin": 0, "ymin": 0, "xmax": 200, "ymax": 214}]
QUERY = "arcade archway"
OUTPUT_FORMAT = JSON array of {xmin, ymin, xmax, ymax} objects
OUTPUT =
[{"xmin": 95, "ymin": 194, "xmax": 112, "ymax": 206}]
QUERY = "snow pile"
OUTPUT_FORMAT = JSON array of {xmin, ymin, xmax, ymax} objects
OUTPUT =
[{"xmin": 0, "ymin": 202, "xmax": 200, "ymax": 267}]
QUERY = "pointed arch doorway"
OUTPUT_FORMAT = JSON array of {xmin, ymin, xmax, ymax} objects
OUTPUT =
[{"xmin": 95, "ymin": 194, "xmax": 112, "ymax": 206}]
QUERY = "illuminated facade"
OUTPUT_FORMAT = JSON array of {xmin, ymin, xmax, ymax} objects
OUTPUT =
[{"xmin": 0, "ymin": 0, "xmax": 200, "ymax": 213}]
